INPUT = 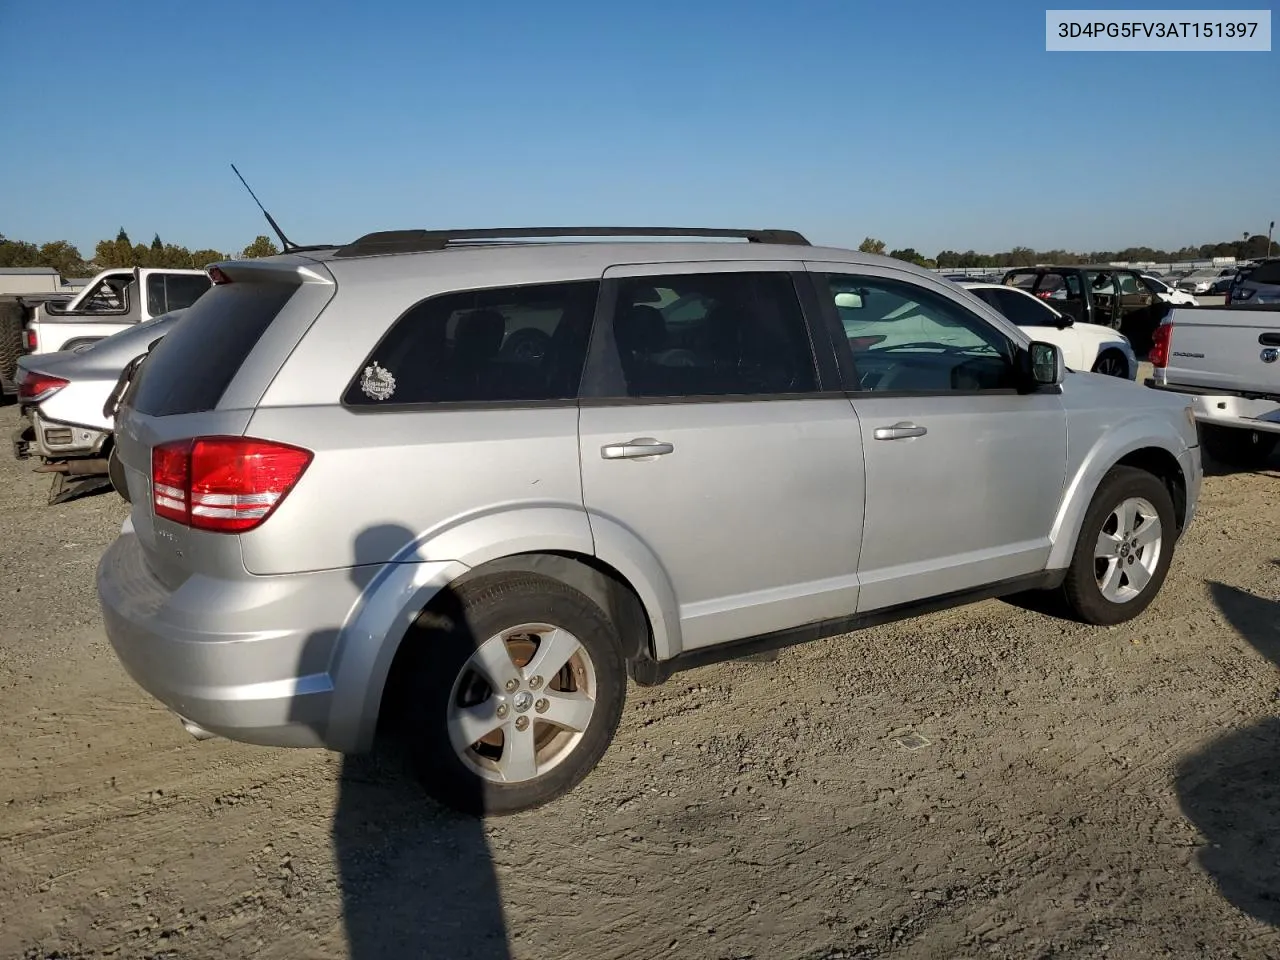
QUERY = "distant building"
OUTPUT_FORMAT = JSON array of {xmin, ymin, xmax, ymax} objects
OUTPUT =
[{"xmin": 0, "ymin": 267, "xmax": 89, "ymax": 296}]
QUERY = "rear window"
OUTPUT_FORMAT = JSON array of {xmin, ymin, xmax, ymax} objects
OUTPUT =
[
  {"xmin": 343, "ymin": 281, "xmax": 599, "ymax": 406},
  {"xmin": 130, "ymin": 282, "xmax": 297, "ymax": 416},
  {"xmin": 974, "ymin": 287, "xmax": 1058, "ymax": 326},
  {"xmin": 1248, "ymin": 260, "xmax": 1280, "ymax": 284}
]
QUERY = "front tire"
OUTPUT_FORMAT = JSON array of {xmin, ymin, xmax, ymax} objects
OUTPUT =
[
  {"xmin": 394, "ymin": 573, "xmax": 626, "ymax": 816},
  {"xmin": 1091, "ymin": 350, "xmax": 1130, "ymax": 379},
  {"xmin": 1063, "ymin": 466, "xmax": 1176, "ymax": 626}
]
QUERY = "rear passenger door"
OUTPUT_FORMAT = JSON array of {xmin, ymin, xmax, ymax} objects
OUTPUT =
[
  {"xmin": 577, "ymin": 263, "xmax": 865, "ymax": 654},
  {"xmin": 808, "ymin": 264, "xmax": 1067, "ymax": 612}
]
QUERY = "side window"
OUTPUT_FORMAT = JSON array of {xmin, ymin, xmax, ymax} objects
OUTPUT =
[
  {"xmin": 146, "ymin": 275, "xmax": 167, "ymax": 316},
  {"xmin": 147, "ymin": 274, "xmax": 213, "ymax": 316},
  {"xmin": 165, "ymin": 274, "xmax": 213, "ymax": 311},
  {"xmin": 1087, "ymin": 271, "xmax": 1116, "ymax": 295},
  {"xmin": 1032, "ymin": 272, "xmax": 1081, "ymax": 302},
  {"xmin": 82, "ymin": 276, "xmax": 129, "ymax": 313},
  {"xmin": 1117, "ymin": 273, "xmax": 1141, "ymax": 295},
  {"xmin": 344, "ymin": 281, "xmax": 599, "ymax": 406},
  {"xmin": 599, "ymin": 271, "xmax": 818, "ymax": 399},
  {"xmin": 820, "ymin": 274, "xmax": 1016, "ymax": 393}
]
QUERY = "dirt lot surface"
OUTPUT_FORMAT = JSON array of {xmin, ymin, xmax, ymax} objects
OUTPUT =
[{"xmin": 1, "ymin": 400, "xmax": 1278, "ymax": 960}]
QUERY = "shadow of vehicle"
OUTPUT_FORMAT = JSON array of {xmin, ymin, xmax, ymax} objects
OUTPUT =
[
  {"xmin": 1176, "ymin": 580, "xmax": 1280, "ymax": 928},
  {"xmin": 1197, "ymin": 424, "xmax": 1280, "ymax": 479},
  {"xmin": 293, "ymin": 524, "xmax": 510, "ymax": 959}
]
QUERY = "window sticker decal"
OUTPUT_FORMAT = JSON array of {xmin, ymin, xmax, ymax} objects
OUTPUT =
[{"xmin": 360, "ymin": 361, "xmax": 396, "ymax": 401}]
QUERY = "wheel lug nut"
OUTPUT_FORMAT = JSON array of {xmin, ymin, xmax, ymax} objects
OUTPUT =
[
  {"xmin": 528, "ymin": 675, "xmax": 544, "ymax": 690},
  {"xmin": 514, "ymin": 716, "xmax": 530, "ymax": 732},
  {"xmin": 535, "ymin": 698, "xmax": 549, "ymax": 714},
  {"xmin": 504, "ymin": 678, "xmax": 519, "ymax": 693},
  {"xmin": 496, "ymin": 704, "xmax": 509, "ymax": 719}
]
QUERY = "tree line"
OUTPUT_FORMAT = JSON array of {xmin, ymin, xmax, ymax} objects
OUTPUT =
[
  {"xmin": 0, "ymin": 229, "xmax": 281, "ymax": 277},
  {"xmin": 3, "ymin": 228, "xmax": 1273, "ymax": 277},
  {"xmin": 858, "ymin": 234, "xmax": 1275, "ymax": 269}
]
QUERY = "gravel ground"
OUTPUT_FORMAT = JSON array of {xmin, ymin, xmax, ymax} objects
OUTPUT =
[{"xmin": 1, "ymin": 400, "xmax": 1278, "ymax": 960}]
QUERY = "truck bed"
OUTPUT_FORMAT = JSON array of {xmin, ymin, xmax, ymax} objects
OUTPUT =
[{"xmin": 1147, "ymin": 305, "xmax": 1280, "ymax": 400}]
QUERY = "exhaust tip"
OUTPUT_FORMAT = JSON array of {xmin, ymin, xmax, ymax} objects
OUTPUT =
[{"xmin": 178, "ymin": 715, "xmax": 217, "ymax": 741}]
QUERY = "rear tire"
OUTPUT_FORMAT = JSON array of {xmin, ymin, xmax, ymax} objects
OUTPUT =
[
  {"xmin": 392, "ymin": 573, "xmax": 626, "ymax": 816},
  {"xmin": 1200, "ymin": 425, "xmax": 1277, "ymax": 468},
  {"xmin": 0, "ymin": 300, "xmax": 24, "ymax": 404},
  {"xmin": 1063, "ymin": 466, "xmax": 1176, "ymax": 626}
]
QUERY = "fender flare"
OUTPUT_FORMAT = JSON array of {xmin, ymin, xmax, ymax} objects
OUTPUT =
[
  {"xmin": 1047, "ymin": 421, "xmax": 1189, "ymax": 570},
  {"xmin": 324, "ymin": 504, "xmax": 682, "ymax": 752}
]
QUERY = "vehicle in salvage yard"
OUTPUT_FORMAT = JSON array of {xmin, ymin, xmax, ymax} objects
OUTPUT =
[
  {"xmin": 958, "ymin": 281, "xmax": 1136, "ymax": 379},
  {"xmin": 1226, "ymin": 257, "xmax": 1280, "ymax": 306},
  {"xmin": 1001, "ymin": 265, "xmax": 1169, "ymax": 352},
  {"xmin": 14, "ymin": 311, "xmax": 185, "ymax": 503},
  {"xmin": 1145, "ymin": 303, "xmax": 1280, "ymax": 467},
  {"xmin": 1140, "ymin": 273, "xmax": 1199, "ymax": 307},
  {"xmin": 21, "ymin": 266, "xmax": 209, "ymax": 358},
  {"xmin": 96, "ymin": 227, "xmax": 1203, "ymax": 816}
]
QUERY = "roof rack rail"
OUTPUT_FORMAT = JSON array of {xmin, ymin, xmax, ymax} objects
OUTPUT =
[{"xmin": 332, "ymin": 226, "xmax": 810, "ymax": 258}]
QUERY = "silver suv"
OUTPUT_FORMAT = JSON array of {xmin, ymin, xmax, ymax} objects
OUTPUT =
[{"xmin": 97, "ymin": 227, "xmax": 1203, "ymax": 815}]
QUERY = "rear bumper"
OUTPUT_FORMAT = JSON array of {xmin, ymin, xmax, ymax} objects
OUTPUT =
[
  {"xmin": 12, "ymin": 407, "xmax": 110, "ymax": 461},
  {"xmin": 1146, "ymin": 379, "xmax": 1280, "ymax": 434},
  {"xmin": 96, "ymin": 528, "xmax": 376, "ymax": 749}
]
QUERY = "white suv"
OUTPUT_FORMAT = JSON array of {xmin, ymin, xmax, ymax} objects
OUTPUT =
[{"xmin": 960, "ymin": 282, "xmax": 1136, "ymax": 379}]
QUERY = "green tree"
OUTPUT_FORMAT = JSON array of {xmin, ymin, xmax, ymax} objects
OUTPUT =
[
  {"xmin": 151, "ymin": 233, "xmax": 163, "ymax": 252},
  {"xmin": 189, "ymin": 249, "xmax": 226, "ymax": 269},
  {"xmin": 36, "ymin": 241, "xmax": 88, "ymax": 277},
  {"xmin": 96, "ymin": 229, "xmax": 140, "ymax": 268},
  {"xmin": 0, "ymin": 235, "xmax": 40, "ymax": 268},
  {"xmin": 1008, "ymin": 246, "xmax": 1037, "ymax": 267},
  {"xmin": 935, "ymin": 250, "xmax": 962, "ymax": 269},
  {"xmin": 240, "ymin": 235, "xmax": 280, "ymax": 259},
  {"xmin": 857, "ymin": 237, "xmax": 886, "ymax": 256},
  {"xmin": 887, "ymin": 247, "xmax": 925, "ymax": 265}
]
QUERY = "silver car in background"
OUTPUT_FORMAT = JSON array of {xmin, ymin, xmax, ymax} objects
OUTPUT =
[
  {"xmin": 14, "ymin": 311, "xmax": 185, "ymax": 503},
  {"xmin": 96, "ymin": 227, "xmax": 1202, "ymax": 816}
]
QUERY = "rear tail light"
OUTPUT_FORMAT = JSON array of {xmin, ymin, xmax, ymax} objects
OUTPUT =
[
  {"xmin": 1149, "ymin": 320, "xmax": 1173, "ymax": 369},
  {"xmin": 17, "ymin": 371, "xmax": 68, "ymax": 403},
  {"xmin": 23, "ymin": 329, "xmax": 37, "ymax": 351},
  {"xmin": 151, "ymin": 437, "xmax": 312, "ymax": 533}
]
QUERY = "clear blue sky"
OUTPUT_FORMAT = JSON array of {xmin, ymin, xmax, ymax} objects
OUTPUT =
[{"xmin": 1, "ymin": 0, "xmax": 1275, "ymax": 257}]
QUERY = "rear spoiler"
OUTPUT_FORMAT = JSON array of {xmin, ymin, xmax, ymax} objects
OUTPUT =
[{"xmin": 205, "ymin": 257, "xmax": 334, "ymax": 287}]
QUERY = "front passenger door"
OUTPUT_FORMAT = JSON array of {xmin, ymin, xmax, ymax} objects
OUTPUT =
[{"xmin": 808, "ymin": 265, "xmax": 1068, "ymax": 612}]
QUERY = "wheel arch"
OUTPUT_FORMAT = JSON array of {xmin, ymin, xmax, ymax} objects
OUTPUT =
[
  {"xmin": 327, "ymin": 507, "xmax": 682, "ymax": 753},
  {"xmin": 1091, "ymin": 346, "xmax": 1133, "ymax": 379},
  {"xmin": 1048, "ymin": 433, "xmax": 1188, "ymax": 569}
]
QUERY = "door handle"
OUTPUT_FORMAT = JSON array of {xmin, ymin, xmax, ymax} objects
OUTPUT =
[
  {"xmin": 601, "ymin": 438, "xmax": 674, "ymax": 460},
  {"xmin": 1260, "ymin": 332, "xmax": 1280, "ymax": 346},
  {"xmin": 873, "ymin": 422, "xmax": 927, "ymax": 441}
]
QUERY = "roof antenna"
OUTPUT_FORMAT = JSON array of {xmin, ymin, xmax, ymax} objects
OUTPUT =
[{"xmin": 230, "ymin": 163, "xmax": 298, "ymax": 253}]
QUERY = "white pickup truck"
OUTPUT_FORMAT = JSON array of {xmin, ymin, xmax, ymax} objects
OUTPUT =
[
  {"xmin": 1145, "ymin": 305, "xmax": 1280, "ymax": 466},
  {"xmin": 22, "ymin": 266, "xmax": 210, "ymax": 357}
]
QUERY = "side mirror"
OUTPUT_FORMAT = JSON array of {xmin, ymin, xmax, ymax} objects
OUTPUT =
[{"xmin": 1022, "ymin": 341, "xmax": 1065, "ymax": 388}]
